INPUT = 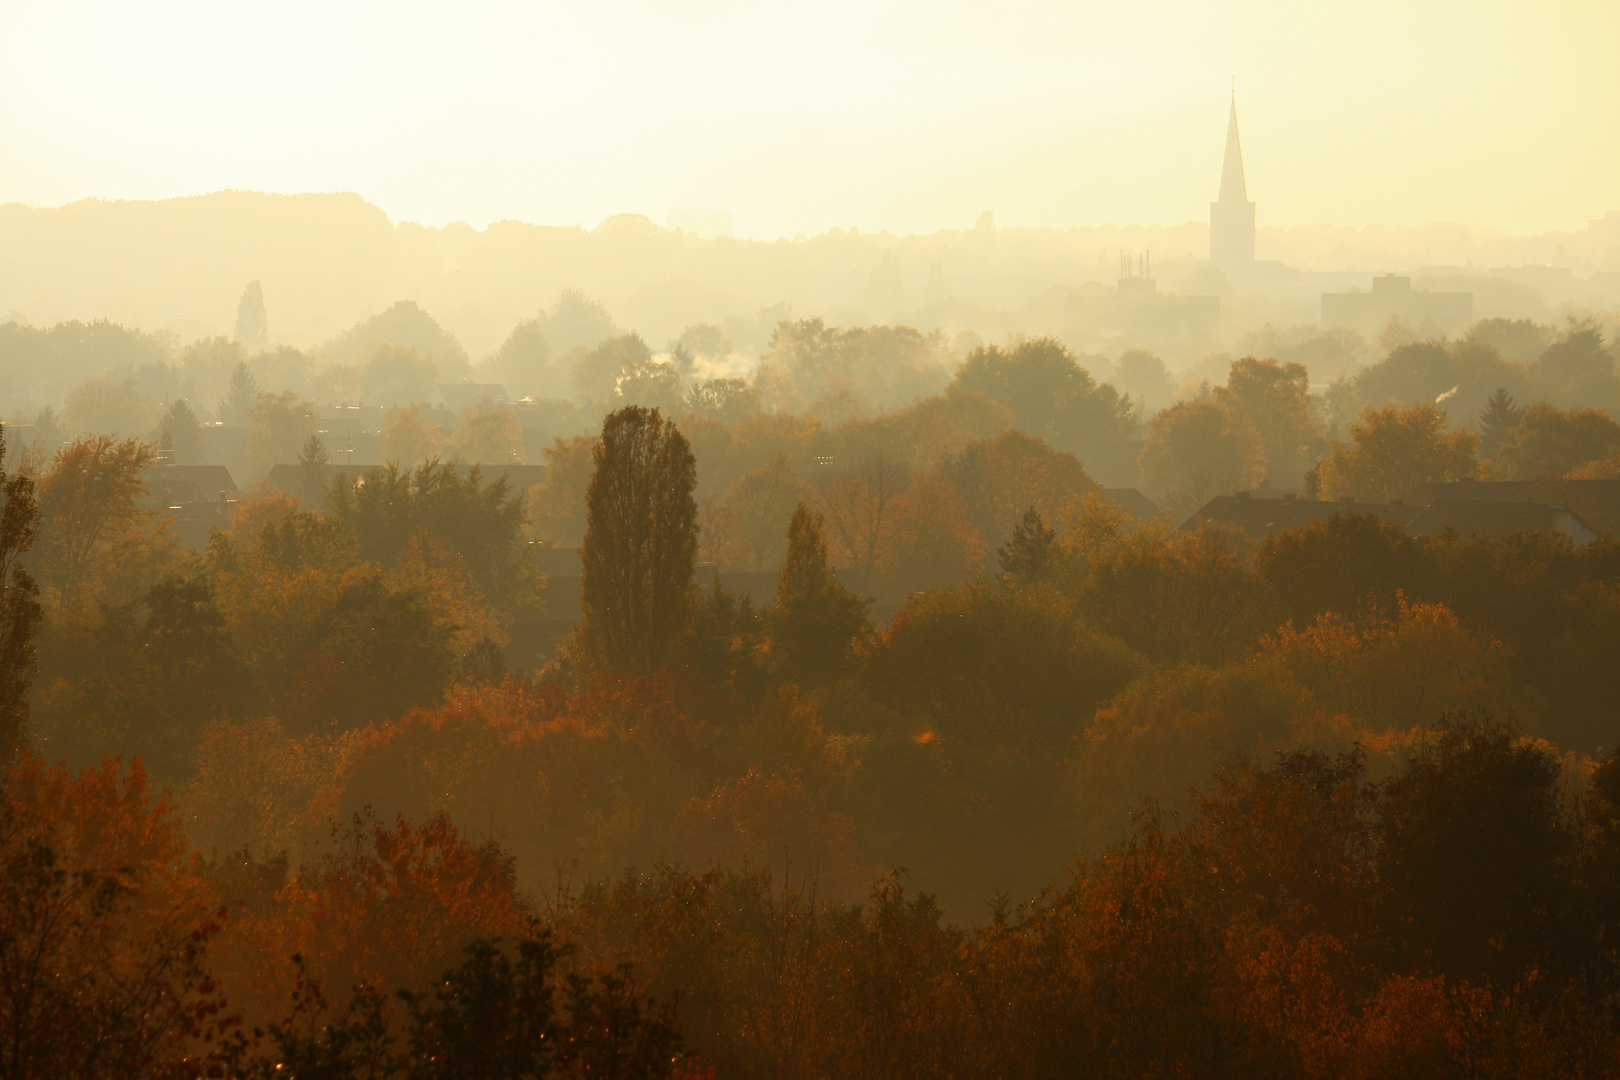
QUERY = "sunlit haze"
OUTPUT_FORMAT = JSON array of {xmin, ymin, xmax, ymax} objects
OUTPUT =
[{"xmin": 3, "ymin": 0, "xmax": 1616, "ymax": 236}]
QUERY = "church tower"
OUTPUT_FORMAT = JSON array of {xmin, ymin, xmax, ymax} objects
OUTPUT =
[{"xmin": 1210, "ymin": 93, "xmax": 1255, "ymax": 270}]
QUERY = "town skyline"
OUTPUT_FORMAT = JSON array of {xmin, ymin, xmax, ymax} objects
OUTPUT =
[{"xmin": 2, "ymin": 1, "xmax": 1616, "ymax": 239}]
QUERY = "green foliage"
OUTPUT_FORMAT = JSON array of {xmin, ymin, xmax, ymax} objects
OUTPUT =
[
  {"xmin": 951, "ymin": 336, "xmax": 1138, "ymax": 475},
  {"xmin": 283, "ymin": 574, "xmax": 456, "ymax": 735},
  {"xmin": 32, "ymin": 575, "xmax": 255, "ymax": 779},
  {"xmin": 327, "ymin": 460, "xmax": 537, "ymax": 607}
]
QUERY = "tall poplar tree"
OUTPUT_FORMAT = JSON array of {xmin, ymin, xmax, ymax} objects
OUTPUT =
[
  {"xmin": 234, "ymin": 280, "xmax": 268, "ymax": 349},
  {"xmin": 771, "ymin": 503, "xmax": 870, "ymax": 685},
  {"xmin": 580, "ymin": 407, "xmax": 698, "ymax": 672}
]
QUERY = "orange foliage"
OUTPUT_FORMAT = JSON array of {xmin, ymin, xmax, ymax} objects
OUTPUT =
[{"xmin": 215, "ymin": 810, "xmax": 525, "ymax": 1025}]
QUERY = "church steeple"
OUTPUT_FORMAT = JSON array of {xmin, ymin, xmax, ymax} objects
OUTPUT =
[
  {"xmin": 1218, "ymin": 93, "xmax": 1248, "ymax": 204},
  {"xmin": 1210, "ymin": 90, "xmax": 1256, "ymax": 270}
]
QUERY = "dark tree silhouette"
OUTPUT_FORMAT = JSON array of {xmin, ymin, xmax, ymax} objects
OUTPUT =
[
  {"xmin": 997, "ymin": 507, "xmax": 1056, "ymax": 585},
  {"xmin": 771, "ymin": 503, "xmax": 870, "ymax": 684},
  {"xmin": 580, "ymin": 407, "xmax": 697, "ymax": 673},
  {"xmin": 159, "ymin": 399, "xmax": 204, "ymax": 465},
  {"xmin": 0, "ymin": 426, "xmax": 41, "ymax": 759},
  {"xmin": 1478, "ymin": 386, "xmax": 1523, "ymax": 460}
]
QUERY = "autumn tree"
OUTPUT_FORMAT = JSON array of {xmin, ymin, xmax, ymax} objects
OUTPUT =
[
  {"xmin": 31, "ymin": 436, "xmax": 165, "ymax": 613},
  {"xmin": 770, "ymin": 504, "xmax": 871, "ymax": 685},
  {"xmin": 580, "ymin": 407, "xmax": 698, "ymax": 672},
  {"xmin": 0, "ymin": 757, "xmax": 231, "ymax": 1078},
  {"xmin": 1137, "ymin": 398, "xmax": 1265, "ymax": 515},
  {"xmin": 878, "ymin": 477, "xmax": 988, "ymax": 596},
  {"xmin": 450, "ymin": 398, "xmax": 523, "ymax": 463},
  {"xmin": 1496, "ymin": 402, "xmax": 1620, "ymax": 479},
  {"xmin": 360, "ymin": 342, "xmax": 444, "ymax": 405},
  {"xmin": 724, "ymin": 454, "xmax": 814, "ymax": 571},
  {"xmin": 940, "ymin": 431, "xmax": 1096, "ymax": 546},
  {"xmin": 379, "ymin": 404, "xmax": 446, "ymax": 466},
  {"xmin": 1214, "ymin": 356, "xmax": 1319, "ymax": 486},
  {"xmin": 529, "ymin": 435, "xmax": 597, "ymax": 548},
  {"xmin": 64, "ymin": 376, "xmax": 158, "ymax": 438},
  {"xmin": 1315, "ymin": 402, "xmax": 1478, "ymax": 503},
  {"xmin": 0, "ymin": 428, "xmax": 41, "ymax": 760},
  {"xmin": 1375, "ymin": 717, "xmax": 1569, "ymax": 986},
  {"xmin": 816, "ymin": 453, "xmax": 909, "ymax": 591}
]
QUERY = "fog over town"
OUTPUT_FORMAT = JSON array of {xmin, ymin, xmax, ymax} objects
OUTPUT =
[{"xmin": 3, "ymin": 2, "xmax": 1620, "ymax": 1076}]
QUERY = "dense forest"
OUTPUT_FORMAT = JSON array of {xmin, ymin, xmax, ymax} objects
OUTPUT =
[{"xmin": 6, "ymin": 294, "xmax": 1620, "ymax": 1076}]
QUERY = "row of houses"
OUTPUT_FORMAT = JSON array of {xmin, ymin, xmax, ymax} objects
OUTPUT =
[{"xmin": 1185, "ymin": 479, "xmax": 1620, "ymax": 547}]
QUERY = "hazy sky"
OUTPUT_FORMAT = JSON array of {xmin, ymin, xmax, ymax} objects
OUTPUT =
[{"xmin": 1, "ymin": 0, "xmax": 1615, "ymax": 239}]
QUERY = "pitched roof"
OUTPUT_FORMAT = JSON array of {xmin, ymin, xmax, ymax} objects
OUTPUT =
[
  {"xmin": 140, "ymin": 465, "xmax": 239, "ymax": 505},
  {"xmin": 1097, "ymin": 487, "xmax": 1162, "ymax": 522},
  {"xmin": 1182, "ymin": 494, "xmax": 1423, "ymax": 540},
  {"xmin": 1415, "ymin": 479, "xmax": 1620, "ymax": 537},
  {"xmin": 1405, "ymin": 497, "xmax": 1598, "ymax": 543}
]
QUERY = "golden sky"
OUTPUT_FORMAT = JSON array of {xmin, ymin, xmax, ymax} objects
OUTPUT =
[{"xmin": 1, "ymin": 0, "xmax": 1615, "ymax": 238}]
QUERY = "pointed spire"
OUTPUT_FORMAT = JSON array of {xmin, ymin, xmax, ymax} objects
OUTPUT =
[{"xmin": 1218, "ymin": 92, "xmax": 1248, "ymax": 204}]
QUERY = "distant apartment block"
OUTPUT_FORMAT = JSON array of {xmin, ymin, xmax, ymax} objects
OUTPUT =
[{"xmin": 1320, "ymin": 274, "xmax": 1472, "ymax": 336}]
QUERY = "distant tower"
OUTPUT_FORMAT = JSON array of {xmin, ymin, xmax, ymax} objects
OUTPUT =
[{"xmin": 1210, "ymin": 93, "xmax": 1255, "ymax": 270}]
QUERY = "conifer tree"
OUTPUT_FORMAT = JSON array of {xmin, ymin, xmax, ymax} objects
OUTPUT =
[
  {"xmin": 1479, "ymin": 387, "xmax": 1524, "ymax": 461},
  {"xmin": 998, "ymin": 506, "xmax": 1056, "ymax": 585},
  {"xmin": 159, "ymin": 398, "xmax": 204, "ymax": 464},
  {"xmin": 220, "ymin": 362, "xmax": 260, "ymax": 424},
  {"xmin": 579, "ymin": 407, "xmax": 698, "ymax": 673}
]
